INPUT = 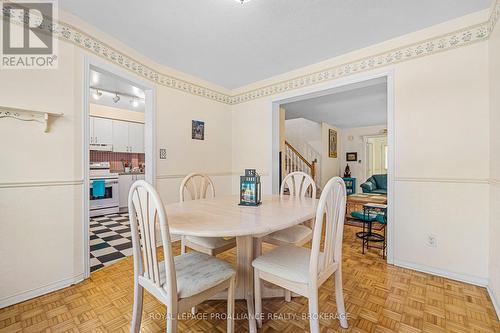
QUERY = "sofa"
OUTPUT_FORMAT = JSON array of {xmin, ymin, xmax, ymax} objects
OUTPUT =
[{"xmin": 360, "ymin": 174, "xmax": 387, "ymax": 194}]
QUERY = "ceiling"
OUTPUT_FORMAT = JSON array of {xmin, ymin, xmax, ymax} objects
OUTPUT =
[
  {"xmin": 283, "ymin": 77, "xmax": 387, "ymax": 128},
  {"xmin": 60, "ymin": 0, "xmax": 490, "ymax": 89},
  {"xmin": 90, "ymin": 68, "xmax": 145, "ymax": 112}
]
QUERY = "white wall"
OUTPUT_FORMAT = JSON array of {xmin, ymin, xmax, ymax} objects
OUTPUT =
[
  {"xmin": 340, "ymin": 125, "xmax": 387, "ymax": 192},
  {"xmin": 231, "ymin": 13, "xmax": 490, "ymax": 285},
  {"xmin": 488, "ymin": 2, "xmax": 500, "ymax": 316},
  {"xmin": 0, "ymin": 14, "xmax": 232, "ymax": 307},
  {"xmin": 284, "ymin": 118, "xmax": 321, "ymax": 155}
]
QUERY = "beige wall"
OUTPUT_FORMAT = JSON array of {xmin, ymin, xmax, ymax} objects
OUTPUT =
[
  {"xmin": 489, "ymin": 3, "xmax": 500, "ymax": 314},
  {"xmin": 231, "ymin": 13, "xmax": 490, "ymax": 284},
  {"xmin": 0, "ymin": 20, "xmax": 232, "ymax": 307},
  {"xmin": 0, "ymin": 4, "xmax": 498, "ymax": 310}
]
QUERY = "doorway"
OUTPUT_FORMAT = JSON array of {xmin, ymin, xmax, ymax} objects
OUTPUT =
[
  {"xmin": 270, "ymin": 71, "xmax": 395, "ymax": 263},
  {"xmin": 83, "ymin": 57, "xmax": 155, "ymax": 278}
]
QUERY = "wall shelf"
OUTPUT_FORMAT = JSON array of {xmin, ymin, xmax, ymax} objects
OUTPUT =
[{"xmin": 0, "ymin": 105, "xmax": 63, "ymax": 133}]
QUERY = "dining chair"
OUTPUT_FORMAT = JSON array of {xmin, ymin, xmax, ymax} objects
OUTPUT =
[
  {"xmin": 263, "ymin": 171, "xmax": 317, "ymax": 247},
  {"xmin": 129, "ymin": 180, "xmax": 236, "ymax": 333},
  {"xmin": 179, "ymin": 173, "xmax": 236, "ymax": 256},
  {"xmin": 257, "ymin": 171, "xmax": 317, "ymax": 301},
  {"xmin": 252, "ymin": 177, "xmax": 348, "ymax": 332}
]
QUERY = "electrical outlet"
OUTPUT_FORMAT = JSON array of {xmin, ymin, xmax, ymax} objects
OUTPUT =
[
  {"xmin": 159, "ymin": 148, "xmax": 167, "ymax": 160},
  {"xmin": 427, "ymin": 235, "xmax": 437, "ymax": 248}
]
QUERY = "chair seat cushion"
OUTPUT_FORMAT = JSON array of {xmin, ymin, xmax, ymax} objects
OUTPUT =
[
  {"xmin": 252, "ymin": 245, "xmax": 328, "ymax": 284},
  {"xmin": 185, "ymin": 236, "xmax": 236, "ymax": 250},
  {"xmin": 265, "ymin": 225, "xmax": 312, "ymax": 245},
  {"xmin": 159, "ymin": 252, "xmax": 235, "ymax": 298},
  {"xmin": 351, "ymin": 211, "xmax": 377, "ymax": 221}
]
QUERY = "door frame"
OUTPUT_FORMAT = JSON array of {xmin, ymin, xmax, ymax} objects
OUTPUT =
[
  {"xmin": 269, "ymin": 69, "xmax": 395, "ymax": 263},
  {"xmin": 363, "ymin": 134, "xmax": 388, "ymax": 179},
  {"xmin": 82, "ymin": 56, "xmax": 156, "ymax": 278}
]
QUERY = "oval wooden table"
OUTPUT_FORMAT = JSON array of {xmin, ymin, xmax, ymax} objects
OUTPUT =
[{"xmin": 165, "ymin": 195, "xmax": 317, "ymax": 333}]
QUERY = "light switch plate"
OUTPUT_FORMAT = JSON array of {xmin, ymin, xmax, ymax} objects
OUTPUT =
[{"xmin": 159, "ymin": 148, "xmax": 167, "ymax": 160}]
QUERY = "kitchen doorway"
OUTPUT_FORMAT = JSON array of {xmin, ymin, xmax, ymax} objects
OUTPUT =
[{"xmin": 83, "ymin": 57, "xmax": 155, "ymax": 277}]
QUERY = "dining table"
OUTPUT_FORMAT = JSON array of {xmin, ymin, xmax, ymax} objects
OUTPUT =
[{"xmin": 165, "ymin": 194, "xmax": 317, "ymax": 333}]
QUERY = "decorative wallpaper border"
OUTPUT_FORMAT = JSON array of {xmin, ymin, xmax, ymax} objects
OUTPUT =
[{"xmin": 2, "ymin": 0, "xmax": 500, "ymax": 105}]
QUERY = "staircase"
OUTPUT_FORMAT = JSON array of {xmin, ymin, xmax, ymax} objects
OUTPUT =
[{"xmin": 284, "ymin": 140, "xmax": 319, "ymax": 186}]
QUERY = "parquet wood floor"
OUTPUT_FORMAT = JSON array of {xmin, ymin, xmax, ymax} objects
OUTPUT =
[{"xmin": 1, "ymin": 226, "xmax": 498, "ymax": 332}]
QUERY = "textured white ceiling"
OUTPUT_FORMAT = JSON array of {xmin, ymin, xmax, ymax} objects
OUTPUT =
[
  {"xmin": 283, "ymin": 78, "xmax": 387, "ymax": 128},
  {"xmin": 61, "ymin": 0, "xmax": 490, "ymax": 89}
]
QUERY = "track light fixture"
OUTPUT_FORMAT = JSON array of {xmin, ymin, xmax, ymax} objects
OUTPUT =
[
  {"xmin": 92, "ymin": 89, "xmax": 102, "ymax": 100},
  {"xmin": 113, "ymin": 93, "xmax": 120, "ymax": 103}
]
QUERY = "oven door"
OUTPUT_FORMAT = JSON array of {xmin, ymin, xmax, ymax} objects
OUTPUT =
[{"xmin": 89, "ymin": 179, "xmax": 120, "ymax": 216}]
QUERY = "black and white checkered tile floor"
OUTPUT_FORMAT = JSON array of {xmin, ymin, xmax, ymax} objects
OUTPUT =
[{"xmin": 90, "ymin": 213, "xmax": 132, "ymax": 272}]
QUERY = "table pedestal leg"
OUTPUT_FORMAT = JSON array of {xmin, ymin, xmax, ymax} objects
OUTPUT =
[{"xmin": 236, "ymin": 236, "xmax": 257, "ymax": 333}]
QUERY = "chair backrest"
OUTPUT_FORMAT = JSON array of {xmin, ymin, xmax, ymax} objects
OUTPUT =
[
  {"xmin": 309, "ymin": 177, "xmax": 347, "ymax": 280},
  {"xmin": 179, "ymin": 173, "xmax": 216, "ymax": 202},
  {"xmin": 280, "ymin": 171, "xmax": 317, "ymax": 199},
  {"xmin": 129, "ymin": 180, "xmax": 177, "ymax": 299}
]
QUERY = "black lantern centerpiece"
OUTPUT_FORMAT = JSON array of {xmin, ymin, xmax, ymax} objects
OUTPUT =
[{"xmin": 239, "ymin": 169, "xmax": 262, "ymax": 206}]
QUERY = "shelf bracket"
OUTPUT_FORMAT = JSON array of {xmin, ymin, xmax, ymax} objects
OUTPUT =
[{"xmin": 0, "ymin": 106, "xmax": 63, "ymax": 133}]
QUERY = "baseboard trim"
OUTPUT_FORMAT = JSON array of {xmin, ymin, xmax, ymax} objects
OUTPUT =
[
  {"xmin": 487, "ymin": 285, "xmax": 500, "ymax": 320},
  {"xmin": 0, "ymin": 274, "xmax": 85, "ymax": 309},
  {"xmin": 393, "ymin": 259, "xmax": 488, "ymax": 287}
]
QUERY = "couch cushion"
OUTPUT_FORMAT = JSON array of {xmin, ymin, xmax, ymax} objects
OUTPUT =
[
  {"xmin": 372, "ymin": 174, "xmax": 387, "ymax": 190},
  {"xmin": 371, "ymin": 189, "xmax": 387, "ymax": 195},
  {"xmin": 360, "ymin": 180, "xmax": 376, "ymax": 193}
]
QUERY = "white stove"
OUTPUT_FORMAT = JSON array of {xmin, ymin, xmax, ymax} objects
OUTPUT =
[{"xmin": 89, "ymin": 162, "xmax": 120, "ymax": 217}]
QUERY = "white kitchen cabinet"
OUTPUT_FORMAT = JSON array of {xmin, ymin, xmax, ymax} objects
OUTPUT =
[
  {"xmin": 128, "ymin": 122, "xmax": 145, "ymax": 153},
  {"xmin": 119, "ymin": 173, "xmax": 145, "ymax": 211},
  {"xmin": 89, "ymin": 116, "xmax": 113, "ymax": 144},
  {"xmin": 112, "ymin": 120, "xmax": 130, "ymax": 152},
  {"xmin": 112, "ymin": 119, "xmax": 144, "ymax": 153}
]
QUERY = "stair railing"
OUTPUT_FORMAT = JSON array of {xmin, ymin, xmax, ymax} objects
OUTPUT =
[{"xmin": 284, "ymin": 140, "xmax": 317, "ymax": 183}]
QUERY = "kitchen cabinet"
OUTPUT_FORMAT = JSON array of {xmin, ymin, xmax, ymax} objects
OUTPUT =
[
  {"xmin": 119, "ymin": 173, "xmax": 146, "ymax": 211},
  {"xmin": 89, "ymin": 117, "xmax": 113, "ymax": 144},
  {"xmin": 128, "ymin": 122, "xmax": 145, "ymax": 153},
  {"xmin": 112, "ymin": 120, "xmax": 130, "ymax": 152},
  {"xmin": 112, "ymin": 119, "xmax": 145, "ymax": 153}
]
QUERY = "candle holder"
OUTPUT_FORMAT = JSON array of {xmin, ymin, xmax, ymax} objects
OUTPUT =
[{"xmin": 239, "ymin": 169, "xmax": 262, "ymax": 206}]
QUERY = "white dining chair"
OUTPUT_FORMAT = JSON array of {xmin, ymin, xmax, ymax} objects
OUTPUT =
[
  {"xmin": 252, "ymin": 177, "xmax": 348, "ymax": 332},
  {"xmin": 129, "ymin": 180, "xmax": 236, "ymax": 333},
  {"xmin": 262, "ymin": 171, "xmax": 317, "ymax": 247},
  {"xmin": 179, "ymin": 173, "xmax": 236, "ymax": 256},
  {"xmin": 257, "ymin": 171, "xmax": 317, "ymax": 301}
]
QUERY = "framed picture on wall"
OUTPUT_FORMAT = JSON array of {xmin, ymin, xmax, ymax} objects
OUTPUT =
[
  {"xmin": 346, "ymin": 152, "xmax": 357, "ymax": 162},
  {"xmin": 328, "ymin": 129, "xmax": 337, "ymax": 158},
  {"xmin": 192, "ymin": 120, "xmax": 205, "ymax": 140}
]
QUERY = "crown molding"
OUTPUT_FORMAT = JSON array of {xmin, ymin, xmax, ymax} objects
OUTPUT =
[{"xmin": 2, "ymin": 3, "xmax": 498, "ymax": 105}]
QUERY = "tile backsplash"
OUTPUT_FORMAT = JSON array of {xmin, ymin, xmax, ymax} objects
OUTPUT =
[{"xmin": 90, "ymin": 151, "xmax": 145, "ymax": 172}]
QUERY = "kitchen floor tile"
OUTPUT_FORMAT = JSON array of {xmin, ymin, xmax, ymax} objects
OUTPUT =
[{"xmin": 89, "ymin": 212, "xmax": 133, "ymax": 273}]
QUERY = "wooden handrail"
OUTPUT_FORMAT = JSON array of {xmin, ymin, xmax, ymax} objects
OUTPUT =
[
  {"xmin": 284, "ymin": 141, "xmax": 317, "ymax": 181},
  {"xmin": 285, "ymin": 141, "xmax": 312, "ymax": 168}
]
